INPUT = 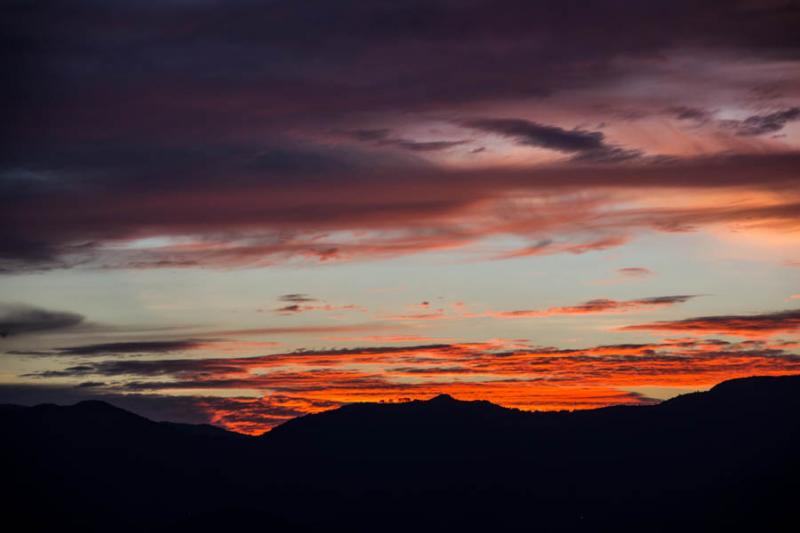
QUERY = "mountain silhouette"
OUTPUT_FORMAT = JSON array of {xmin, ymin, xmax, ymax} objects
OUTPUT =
[{"xmin": 3, "ymin": 375, "xmax": 799, "ymax": 532}]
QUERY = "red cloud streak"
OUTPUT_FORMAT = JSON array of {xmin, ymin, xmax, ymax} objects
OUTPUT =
[{"xmin": 28, "ymin": 336, "xmax": 800, "ymax": 434}]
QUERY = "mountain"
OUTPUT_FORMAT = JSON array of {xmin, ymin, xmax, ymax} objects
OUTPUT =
[{"xmin": 2, "ymin": 375, "xmax": 799, "ymax": 532}]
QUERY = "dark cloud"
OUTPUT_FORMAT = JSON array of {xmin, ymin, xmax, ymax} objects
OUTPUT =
[
  {"xmin": 635, "ymin": 295, "xmax": 697, "ymax": 305},
  {"xmin": 4, "ymin": 0, "xmax": 798, "ymax": 127},
  {"xmin": 391, "ymin": 140, "xmax": 470, "ymax": 152},
  {"xmin": 1, "ymin": 1, "xmax": 799, "ymax": 272},
  {"xmin": 18, "ymin": 343, "xmax": 460, "ymax": 380},
  {"xmin": 621, "ymin": 309, "xmax": 800, "ymax": 337},
  {"xmin": 0, "ymin": 303, "xmax": 84, "ymax": 337},
  {"xmin": 462, "ymin": 119, "xmax": 604, "ymax": 152},
  {"xmin": 275, "ymin": 304, "xmax": 303, "ymax": 314},
  {"xmin": 77, "ymin": 381, "xmax": 107, "ymax": 388},
  {"xmin": 27, "ymin": 365, "xmax": 95, "ymax": 378},
  {"xmin": 24, "ymin": 339, "xmax": 208, "ymax": 357},
  {"xmin": 461, "ymin": 118, "xmax": 642, "ymax": 161},
  {"xmin": 727, "ymin": 107, "xmax": 800, "ymax": 136}
]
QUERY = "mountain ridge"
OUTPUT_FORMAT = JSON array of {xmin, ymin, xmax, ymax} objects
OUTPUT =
[
  {"xmin": 5, "ymin": 374, "xmax": 798, "ymax": 438},
  {"xmin": 3, "ymin": 374, "xmax": 799, "ymax": 532}
]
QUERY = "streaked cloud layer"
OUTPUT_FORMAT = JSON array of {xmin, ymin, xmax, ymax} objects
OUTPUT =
[
  {"xmin": 3, "ymin": 0, "xmax": 800, "ymax": 271},
  {"xmin": 11, "ymin": 334, "xmax": 800, "ymax": 434}
]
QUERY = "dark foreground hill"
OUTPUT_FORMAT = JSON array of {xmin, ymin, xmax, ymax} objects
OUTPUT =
[{"xmin": 2, "ymin": 375, "xmax": 799, "ymax": 532}]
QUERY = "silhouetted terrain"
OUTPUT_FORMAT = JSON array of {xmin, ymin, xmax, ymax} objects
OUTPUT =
[{"xmin": 3, "ymin": 375, "xmax": 799, "ymax": 532}]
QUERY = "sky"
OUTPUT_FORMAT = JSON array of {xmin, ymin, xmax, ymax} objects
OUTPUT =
[{"xmin": 1, "ymin": 0, "xmax": 799, "ymax": 434}]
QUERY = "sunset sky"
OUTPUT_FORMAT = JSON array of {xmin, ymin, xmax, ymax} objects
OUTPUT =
[{"xmin": 1, "ymin": 0, "xmax": 799, "ymax": 434}]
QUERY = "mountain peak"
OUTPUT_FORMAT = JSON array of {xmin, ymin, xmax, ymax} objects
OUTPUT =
[{"xmin": 427, "ymin": 393, "xmax": 457, "ymax": 403}]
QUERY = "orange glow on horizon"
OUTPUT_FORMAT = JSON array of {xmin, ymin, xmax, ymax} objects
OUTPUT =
[{"xmin": 163, "ymin": 338, "xmax": 800, "ymax": 434}]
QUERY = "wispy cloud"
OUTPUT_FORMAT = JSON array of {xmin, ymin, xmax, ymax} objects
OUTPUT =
[
  {"xmin": 478, "ymin": 295, "xmax": 696, "ymax": 319},
  {"xmin": 11, "ymin": 339, "xmax": 211, "ymax": 357},
  {"xmin": 618, "ymin": 267, "xmax": 653, "ymax": 278},
  {"xmin": 494, "ymin": 236, "xmax": 631, "ymax": 260},
  {"xmin": 272, "ymin": 294, "xmax": 366, "ymax": 315},
  {"xmin": 621, "ymin": 309, "xmax": 800, "ymax": 337}
]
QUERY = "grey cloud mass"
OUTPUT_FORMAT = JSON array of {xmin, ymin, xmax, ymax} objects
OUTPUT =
[{"xmin": 0, "ymin": 304, "xmax": 85, "ymax": 337}]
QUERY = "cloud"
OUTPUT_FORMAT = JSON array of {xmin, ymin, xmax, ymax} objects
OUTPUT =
[
  {"xmin": 593, "ymin": 266, "xmax": 655, "ymax": 285},
  {"xmin": 621, "ymin": 309, "xmax": 800, "ymax": 337},
  {"xmin": 2, "ymin": 149, "xmax": 800, "ymax": 271},
  {"xmin": 378, "ymin": 294, "xmax": 695, "ymax": 322},
  {"xmin": 618, "ymin": 267, "xmax": 654, "ymax": 278},
  {"xmin": 495, "ymin": 236, "xmax": 631, "ymax": 260},
  {"xmin": 0, "ymin": 303, "xmax": 85, "ymax": 337},
  {"xmin": 16, "ymin": 339, "xmax": 210, "ymax": 357},
  {"xmin": 5, "ymin": 1, "xmax": 797, "ymax": 127},
  {"xmin": 726, "ymin": 107, "xmax": 800, "ymax": 136},
  {"xmin": 14, "ymin": 336, "xmax": 799, "ymax": 433},
  {"xmin": 275, "ymin": 304, "xmax": 305, "ymax": 314},
  {"xmin": 482, "ymin": 295, "xmax": 696, "ymax": 318},
  {"xmin": 77, "ymin": 381, "xmax": 106, "ymax": 388},
  {"xmin": 272, "ymin": 294, "xmax": 366, "ymax": 315},
  {"xmin": 1, "ymin": 1, "xmax": 799, "ymax": 272},
  {"xmin": 461, "ymin": 118, "xmax": 642, "ymax": 161}
]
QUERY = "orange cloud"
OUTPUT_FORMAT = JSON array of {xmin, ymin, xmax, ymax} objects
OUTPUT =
[{"xmin": 28, "ymin": 336, "xmax": 800, "ymax": 434}]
